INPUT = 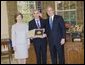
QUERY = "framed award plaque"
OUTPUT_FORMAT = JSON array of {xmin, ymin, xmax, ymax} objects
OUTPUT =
[
  {"xmin": 35, "ymin": 29, "xmax": 44, "ymax": 37},
  {"xmin": 28, "ymin": 29, "xmax": 44, "ymax": 38}
]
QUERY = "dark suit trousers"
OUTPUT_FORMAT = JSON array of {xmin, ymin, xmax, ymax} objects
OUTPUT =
[
  {"xmin": 49, "ymin": 43, "xmax": 65, "ymax": 64},
  {"xmin": 33, "ymin": 38, "xmax": 47, "ymax": 64}
]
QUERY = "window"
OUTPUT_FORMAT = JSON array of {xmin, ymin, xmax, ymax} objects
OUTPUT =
[
  {"xmin": 55, "ymin": 1, "xmax": 77, "ymax": 25},
  {"xmin": 55, "ymin": 1, "xmax": 84, "ymax": 32},
  {"xmin": 17, "ymin": 1, "xmax": 36, "ymax": 23},
  {"xmin": 36, "ymin": 1, "xmax": 42, "ymax": 12}
]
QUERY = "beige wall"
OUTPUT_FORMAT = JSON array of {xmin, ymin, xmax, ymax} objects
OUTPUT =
[
  {"xmin": 1, "ymin": 1, "xmax": 9, "ymax": 39},
  {"xmin": 6, "ymin": 1, "xmax": 17, "ymax": 38},
  {"xmin": 1, "ymin": 1, "xmax": 17, "ymax": 39}
]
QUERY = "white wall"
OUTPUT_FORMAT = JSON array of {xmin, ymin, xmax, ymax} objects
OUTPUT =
[{"xmin": 1, "ymin": 1, "xmax": 9, "ymax": 39}]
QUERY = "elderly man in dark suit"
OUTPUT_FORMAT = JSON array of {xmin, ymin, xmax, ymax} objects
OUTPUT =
[{"xmin": 46, "ymin": 6, "xmax": 66, "ymax": 64}]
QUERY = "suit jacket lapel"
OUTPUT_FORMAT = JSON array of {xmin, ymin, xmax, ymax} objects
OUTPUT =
[
  {"xmin": 33, "ymin": 19, "xmax": 38, "ymax": 29},
  {"xmin": 53, "ymin": 15, "xmax": 57, "ymax": 24},
  {"xmin": 52, "ymin": 15, "xmax": 56, "ymax": 29},
  {"xmin": 40, "ymin": 19, "xmax": 42, "ymax": 28}
]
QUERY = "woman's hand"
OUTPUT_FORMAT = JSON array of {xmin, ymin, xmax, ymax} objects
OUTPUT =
[{"xmin": 13, "ymin": 46, "xmax": 16, "ymax": 51}]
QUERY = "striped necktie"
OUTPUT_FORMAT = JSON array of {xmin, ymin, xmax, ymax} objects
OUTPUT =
[{"xmin": 36, "ymin": 20, "xmax": 41, "ymax": 29}]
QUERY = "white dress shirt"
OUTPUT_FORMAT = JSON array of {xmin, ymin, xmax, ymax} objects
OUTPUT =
[
  {"xmin": 35, "ymin": 19, "xmax": 41, "ymax": 28},
  {"xmin": 50, "ymin": 15, "xmax": 54, "ymax": 22}
]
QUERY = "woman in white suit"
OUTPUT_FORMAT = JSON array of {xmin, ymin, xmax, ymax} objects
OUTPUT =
[{"xmin": 11, "ymin": 12, "xmax": 30, "ymax": 64}]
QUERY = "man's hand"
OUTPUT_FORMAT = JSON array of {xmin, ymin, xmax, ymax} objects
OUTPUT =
[
  {"xmin": 33, "ymin": 34, "xmax": 47, "ymax": 38},
  {"xmin": 61, "ymin": 38, "xmax": 65, "ymax": 45},
  {"xmin": 42, "ymin": 34, "xmax": 47, "ymax": 38}
]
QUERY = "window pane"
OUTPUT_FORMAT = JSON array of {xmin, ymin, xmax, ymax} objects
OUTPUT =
[{"xmin": 17, "ymin": 1, "xmax": 36, "ymax": 23}]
